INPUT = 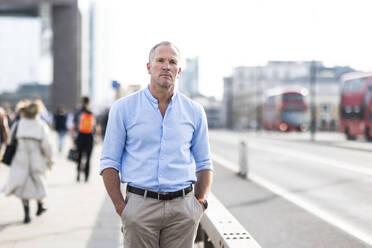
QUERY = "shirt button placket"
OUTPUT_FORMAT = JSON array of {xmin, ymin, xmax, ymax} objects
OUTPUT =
[
  {"xmin": 159, "ymin": 120, "xmax": 165, "ymax": 184},
  {"xmin": 160, "ymin": 122, "xmax": 165, "ymax": 160}
]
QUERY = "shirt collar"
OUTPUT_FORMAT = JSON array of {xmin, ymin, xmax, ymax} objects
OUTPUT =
[
  {"xmin": 171, "ymin": 90, "xmax": 178, "ymax": 101},
  {"xmin": 144, "ymin": 85, "xmax": 178, "ymax": 106},
  {"xmin": 144, "ymin": 86, "xmax": 158, "ymax": 105}
]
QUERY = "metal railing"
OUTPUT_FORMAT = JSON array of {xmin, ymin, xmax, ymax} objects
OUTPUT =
[{"xmin": 196, "ymin": 193, "xmax": 261, "ymax": 248}]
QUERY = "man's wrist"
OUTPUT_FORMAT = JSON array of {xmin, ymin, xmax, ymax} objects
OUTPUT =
[
  {"xmin": 197, "ymin": 198, "xmax": 208, "ymax": 210},
  {"xmin": 115, "ymin": 201, "xmax": 126, "ymax": 215}
]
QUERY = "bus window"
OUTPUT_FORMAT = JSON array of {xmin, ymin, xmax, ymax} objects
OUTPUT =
[
  {"xmin": 282, "ymin": 94, "xmax": 303, "ymax": 101},
  {"xmin": 342, "ymin": 78, "xmax": 366, "ymax": 92},
  {"xmin": 283, "ymin": 104, "xmax": 304, "ymax": 111}
]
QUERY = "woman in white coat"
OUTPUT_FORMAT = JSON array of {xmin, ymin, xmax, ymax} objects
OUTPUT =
[{"xmin": 3, "ymin": 101, "xmax": 53, "ymax": 223}]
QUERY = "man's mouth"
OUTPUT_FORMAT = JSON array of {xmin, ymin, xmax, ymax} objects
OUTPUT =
[{"xmin": 160, "ymin": 74, "xmax": 172, "ymax": 78}]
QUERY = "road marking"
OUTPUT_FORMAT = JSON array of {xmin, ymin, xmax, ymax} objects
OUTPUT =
[
  {"xmin": 210, "ymin": 135, "xmax": 372, "ymax": 177},
  {"xmin": 250, "ymin": 141, "xmax": 372, "ymax": 177},
  {"xmin": 212, "ymin": 153, "xmax": 239, "ymax": 172},
  {"xmin": 212, "ymin": 153, "xmax": 372, "ymax": 246}
]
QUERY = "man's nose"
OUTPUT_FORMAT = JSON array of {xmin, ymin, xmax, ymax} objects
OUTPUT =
[{"xmin": 161, "ymin": 62, "xmax": 170, "ymax": 70}]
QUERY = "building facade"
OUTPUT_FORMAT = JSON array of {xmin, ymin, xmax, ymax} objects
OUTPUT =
[
  {"xmin": 178, "ymin": 57, "xmax": 199, "ymax": 98},
  {"xmin": 0, "ymin": 0, "xmax": 96, "ymax": 112},
  {"xmin": 224, "ymin": 61, "xmax": 354, "ymax": 130},
  {"xmin": 193, "ymin": 96, "xmax": 222, "ymax": 129}
]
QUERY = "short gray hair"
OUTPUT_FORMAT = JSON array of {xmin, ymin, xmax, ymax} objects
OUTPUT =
[{"xmin": 148, "ymin": 41, "xmax": 180, "ymax": 63}]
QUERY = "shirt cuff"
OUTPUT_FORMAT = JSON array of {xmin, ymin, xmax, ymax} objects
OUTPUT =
[
  {"xmin": 195, "ymin": 160, "xmax": 213, "ymax": 172},
  {"xmin": 100, "ymin": 159, "xmax": 121, "ymax": 175}
]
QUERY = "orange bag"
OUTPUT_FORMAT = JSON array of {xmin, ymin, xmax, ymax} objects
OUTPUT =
[{"xmin": 79, "ymin": 112, "xmax": 94, "ymax": 134}]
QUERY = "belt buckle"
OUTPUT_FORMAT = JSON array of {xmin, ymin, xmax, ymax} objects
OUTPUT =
[{"xmin": 158, "ymin": 192, "xmax": 168, "ymax": 200}]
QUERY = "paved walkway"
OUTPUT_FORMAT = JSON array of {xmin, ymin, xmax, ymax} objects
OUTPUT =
[{"xmin": 0, "ymin": 135, "xmax": 123, "ymax": 248}]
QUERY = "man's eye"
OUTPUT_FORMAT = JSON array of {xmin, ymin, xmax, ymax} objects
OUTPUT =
[
  {"xmin": 157, "ymin": 59, "xmax": 164, "ymax": 62},
  {"xmin": 170, "ymin": 60, "xmax": 177, "ymax": 65}
]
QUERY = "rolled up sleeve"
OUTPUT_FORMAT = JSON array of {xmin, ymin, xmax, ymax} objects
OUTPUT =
[
  {"xmin": 100, "ymin": 101, "xmax": 126, "ymax": 175},
  {"xmin": 191, "ymin": 105, "xmax": 213, "ymax": 172}
]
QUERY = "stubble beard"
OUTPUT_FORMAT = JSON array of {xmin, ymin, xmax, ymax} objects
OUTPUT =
[
  {"xmin": 155, "ymin": 78, "xmax": 174, "ymax": 89},
  {"xmin": 157, "ymin": 82, "xmax": 172, "ymax": 89}
]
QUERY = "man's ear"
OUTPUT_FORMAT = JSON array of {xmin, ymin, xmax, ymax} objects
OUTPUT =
[{"xmin": 147, "ymin": 63, "xmax": 151, "ymax": 74}]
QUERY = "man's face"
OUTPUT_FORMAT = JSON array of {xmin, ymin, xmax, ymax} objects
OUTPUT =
[{"xmin": 147, "ymin": 45, "xmax": 181, "ymax": 89}]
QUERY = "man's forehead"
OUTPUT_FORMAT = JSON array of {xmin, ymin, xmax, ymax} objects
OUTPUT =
[{"xmin": 154, "ymin": 45, "xmax": 179, "ymax": 59}]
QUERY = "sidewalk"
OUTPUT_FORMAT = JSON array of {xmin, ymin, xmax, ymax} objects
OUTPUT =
[{"xmin": 0, "ymin": 135, "xmax": 123, "ymax": 248}]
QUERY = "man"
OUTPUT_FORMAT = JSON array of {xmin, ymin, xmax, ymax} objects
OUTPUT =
[
  {"xmin": 100, "ymin": 41, "xmax": 213, "ymax": 248},
  {"xmin": 73, "ymin": 97, "xmax": 95, "ymax": 182}
]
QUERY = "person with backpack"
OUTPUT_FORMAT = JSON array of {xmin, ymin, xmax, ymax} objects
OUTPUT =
[{"xmin": 73, "ymin": 97, "xmax": 95, "ymax": 182}]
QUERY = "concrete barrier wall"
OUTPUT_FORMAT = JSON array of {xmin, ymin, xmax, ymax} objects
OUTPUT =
[{"xmin": 197, "ymin": 193, "xmax": 261, "ymax": 248}]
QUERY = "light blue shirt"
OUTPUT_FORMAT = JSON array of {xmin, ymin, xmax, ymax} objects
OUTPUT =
[{"xmin": 100, "ymin": 86, "xmax": 213, "ymax": 192}]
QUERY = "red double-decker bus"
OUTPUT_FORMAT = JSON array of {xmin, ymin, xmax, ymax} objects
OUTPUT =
[
  {"xmin": 340, "ymin": 72, "xmax": 372, "ymax": 140},
  {"xmin": 262, "ymin": 87, "xmax": 309, "ymax": 132}
]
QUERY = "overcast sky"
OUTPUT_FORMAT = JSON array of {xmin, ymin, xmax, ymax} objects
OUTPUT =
[
  {"xmin": 0, "ymin": 18, "xmax": 40, "ymax": 93},
  {"xmin": 94, "ymin": 0, "xmax": 372, "ymax": 100},
  {"xmin": 1, "ymin": 0, "xmax": 372, "ymax": 102}
]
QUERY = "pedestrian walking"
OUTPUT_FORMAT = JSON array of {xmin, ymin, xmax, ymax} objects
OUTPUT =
[
  {"xmin": 73, "ymin": 97, "xmax": 95, "ymax": 182},
  {"xmin": 34, "ymin": 98, "xmax": 52, "ymax": 125},
  {"xmin": 53, "ymin": 105, "xmax": 68, "ymax": 152},
  {"xmin": 9, "ymin": 99, "xmax": 30, "ymax": 128},
  {"xmin": 0, "ymin": 106, "xmax": 9, "ymax": 155},
  {"xmin": 100, "ymin": 41, "xmax": 213, "ymax": 248},
  {"xmin": 1, "ymin": 103, "xmax": 12, "ymax": 125},
  {"xmin": 3, "ymin": 101, "xmax": 53, "ymax": 224},
  {"xmin": 98, "ymin": 108, "xmax": 109, "ymax": 140}
]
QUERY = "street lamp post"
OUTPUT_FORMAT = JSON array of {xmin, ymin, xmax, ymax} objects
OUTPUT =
[{"xmin": 310, "ymin": 61, "xmax": 317, "ymax": 141}]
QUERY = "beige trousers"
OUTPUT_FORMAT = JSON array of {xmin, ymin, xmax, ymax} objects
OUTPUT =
[{"xmin": 120, "ymin": 191, "xmax": 204, "ymax": 248}]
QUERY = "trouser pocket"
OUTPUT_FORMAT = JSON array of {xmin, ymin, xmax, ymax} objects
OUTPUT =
[{"xmin": 120, "ymin": 195, "xmax": 130, "ymax": 220}]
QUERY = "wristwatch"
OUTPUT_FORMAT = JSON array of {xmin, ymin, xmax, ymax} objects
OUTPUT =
[{"xmin": 197, "ymin": 198, "xmax": 208, "ymax": 210}]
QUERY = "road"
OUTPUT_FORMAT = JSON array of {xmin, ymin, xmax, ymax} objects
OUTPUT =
[{"xmin": 209, "ymin": 130, "xmax": 372, "ymax": 248}]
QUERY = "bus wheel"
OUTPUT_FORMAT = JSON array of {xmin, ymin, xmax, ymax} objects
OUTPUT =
[
  {"xmin": 345, "ymin": 128, "xmax": 356, "ymax": 140},
  {"xmin": 365, "ymin": 127, "xmax": 372, "ymax": 141}
]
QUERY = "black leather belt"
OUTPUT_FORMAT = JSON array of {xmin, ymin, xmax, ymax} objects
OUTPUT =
[{"xmin": 127, "ymin": 185, "xmax": 193, "ymax": 200}]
